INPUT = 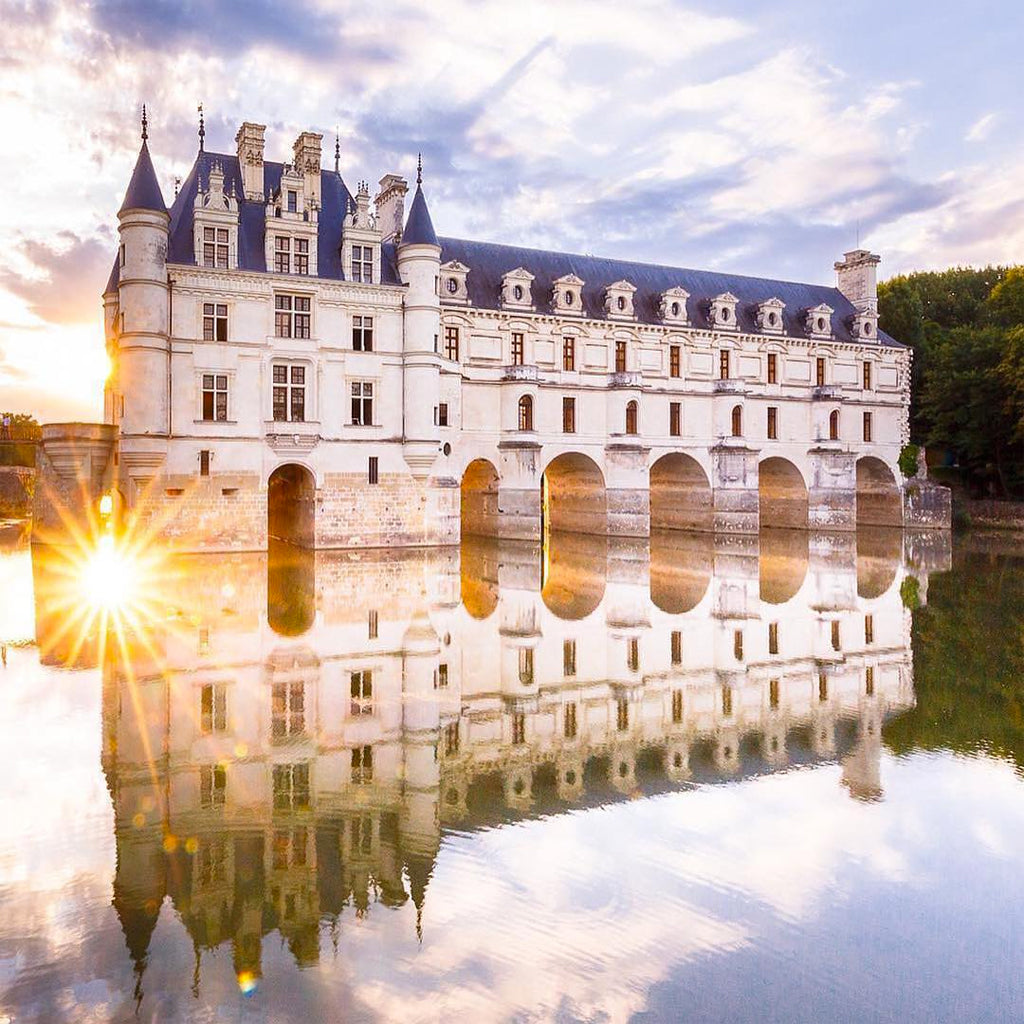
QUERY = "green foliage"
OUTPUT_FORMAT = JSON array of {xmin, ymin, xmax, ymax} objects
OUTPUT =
[
  {"xmin": 0, "ymin": 413, "xmax": 41, "ymax": 441},
  {"xmin": 900, "ymin": 575, "xmax": 921, "ymax": 610},
  {"xmin": 987, "ymin": 267, "xmax": 1024, "ymax": 328},
  {"xmin": 885, "ymin": 547, "xmax": 1024, "ymax": 769},
  {"xmin": 898, "ymin": 444, "xmax": 920, "ymax": 479}
]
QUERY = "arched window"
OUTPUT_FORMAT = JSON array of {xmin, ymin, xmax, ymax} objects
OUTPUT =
[
  {"xmin": 518, "ymin": 395, "xmax": 533, "ymax": 431},
  {"xmin": 731, "ymin": 405, "xmax": 742, "ymax": 437},
  {"xmin": 625, "ymin": 400, "xmax": 639, "ymax": 435},
  {"xmin": 829, "ymin": 409, "xmax": 839, "ymax": 440}
]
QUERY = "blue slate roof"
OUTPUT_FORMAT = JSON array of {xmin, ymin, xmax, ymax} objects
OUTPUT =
[
  {"xmin": 436, "ymin": 237, "xmax": 898, "ymax": 346},
  {"xmin": 118, "ymin": 141, "xmax": 167, "ymax": 216},
  {"xmin": 402, "ymin": 185, "xmax": 439, "ymax": 247}
]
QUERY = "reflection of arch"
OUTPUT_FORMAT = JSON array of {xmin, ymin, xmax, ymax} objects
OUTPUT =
[
  {"xmin": 268, "ymin": 463, "xmax": 315, "ymax": 548},
  {"xmin": 542, "ymin": 531, "xmax": 606, "ymax": 619},
  {"xmin": 759, "ymin": 528, "xmax": 809, "ymax": 604},
  {"xmin": 267, "ymin": 538, "xmax": 315, "ymax": 636},
  {"xmin": 856, "ymin": 527, "xmax": 901, "ymax": 598},
  {"xmin": 650, "ymin": 530, "xmax": 712, "ymax": 613},
  {"xmin": 460, "ymin": 536, "xmax": 500, "ymax": 619},
  {"xmin": 650, "ymin": 453, "xmax": 713, "ymax": 532},
  {"xmin": 542, "ymin": 453, "xmax": 606, "ymax": 536},
  {"xmin": 759, "ymin": 457, "xmax": 808, "ymax": 529},
  {"xmin": 461, "ymin": 458, "xmax": 500, "ymax": 538},
  {"xmin": 731, "ymin": 405, "xmax": 743, "ymax": 437},
  {"xmin": 856, "ymin": 456, "xmax": 902, "ymax": 527},
  {"xmin": 517, "ymin": 395, "xmax": 533, "ymax": 431}
]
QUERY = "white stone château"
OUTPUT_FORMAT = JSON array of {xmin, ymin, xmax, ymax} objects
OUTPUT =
[{"xmin": 46, "ymin": 114, "xmax": 949, "ymax": 550}]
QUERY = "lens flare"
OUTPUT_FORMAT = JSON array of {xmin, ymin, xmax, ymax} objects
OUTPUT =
[
  {"xmin": 237, "ymin": 971, "xmax": 259, "ymax": 996},
  {"xmin": 79, "ymin": 535, "xmax": 139, "ymax": 612}
]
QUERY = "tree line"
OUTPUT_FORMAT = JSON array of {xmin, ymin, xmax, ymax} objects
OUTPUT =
[{"xmin": 879, "ymin": 266, "xmax": 1024, "ymax": 497}]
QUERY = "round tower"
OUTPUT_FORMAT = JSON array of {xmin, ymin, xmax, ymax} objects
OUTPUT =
[
  {"xmin": 397, "ymin": 157, "xmax": 442, "ymax": 478},
  {"xmin": 116, "ymin": 110, "xmax": 170, "ymax": 496}
]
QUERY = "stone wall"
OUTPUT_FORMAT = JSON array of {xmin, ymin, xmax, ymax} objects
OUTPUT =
[{"xmin": 0, "ymin": 466, "xmax": 34, "ymax": 518}]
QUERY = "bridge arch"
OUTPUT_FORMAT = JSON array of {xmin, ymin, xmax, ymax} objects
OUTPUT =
[
  {"xmin": 461, "ymin": 458, "xmax": 500, "ymax": 538},
  {"xmin": 541, "ymin": 452, "xmax": 606, "ymax": 536},
  {"xmin": 856, "ymin": 456, "xmax": 903, "ymax": 527},
  {"xmin": 758, "ymin": 457, "xmax": 808, "ymax": 529},
  {"xmin": 650, "ymin": 453, "xmax": 713, "ymax": 532}
]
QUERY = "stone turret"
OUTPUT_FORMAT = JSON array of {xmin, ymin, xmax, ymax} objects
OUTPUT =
[{"xmin": 375, "ymin": 173, "xmax": 408, "ymax": 243}]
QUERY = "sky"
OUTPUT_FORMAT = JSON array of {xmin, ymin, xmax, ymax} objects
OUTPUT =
[{"xmin": 1, "ymin": 0, "xmax": 1023, "ymax": 422}]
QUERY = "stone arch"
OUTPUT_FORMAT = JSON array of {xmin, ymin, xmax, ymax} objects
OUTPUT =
[
  {"xmin": 856, "ymin": 456, "xmax": 903, "ymax": 527},
  {"xmin": 268, "ymin": 463, "xmax": 316, "ymax": 548},
  {"xmin": 542, "ymin": 452, "xmax": 606, "ymax": 536},
  {"xmin": 461, "ymin": 458, "xmax": 500, "ymax": 538},
  {"xmin": 758, "ymin": 457, "xmax": 808, "ymax": 529},
  {"xmin": 650, "ymin": 453, "xmax": 713, "ymax": 532}
]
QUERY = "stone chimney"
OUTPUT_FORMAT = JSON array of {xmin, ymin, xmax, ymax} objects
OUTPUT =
[
  {"xmin": 834, "ymin": 249, "xmax": 881, "ymax": 316},
  {"xmin": 235, "ymin": 122, "xmax": 266, "ymax": 201},
  {"xmin": 375, "ymin": 173, "xmax": 409, "ymax": 243},
  {"xmin": 292, "ymin": 131, "xmax": 323, "ymax": 208}
]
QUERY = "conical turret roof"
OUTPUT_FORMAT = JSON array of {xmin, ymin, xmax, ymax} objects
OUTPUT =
[
  {"xmin": 118, "ymin": 141, "xmax": 167, "ymax": 217},
  {"xmin": 402, "ymin": 185, "xmax": 439, "ymax": 247}
]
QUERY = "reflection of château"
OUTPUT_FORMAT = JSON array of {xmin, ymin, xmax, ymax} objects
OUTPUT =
[{"xmin": 31, "ymin": 529, "xmax": 949, "ymax": 990}]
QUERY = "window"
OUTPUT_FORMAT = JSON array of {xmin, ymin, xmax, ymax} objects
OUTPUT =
[
  {"xmin": 351, "ymin": 745, "xmax": 373, "ymax": 784},
  {"xmin": 199, "ymin": 450, "xmax": 210, "ymax": 477},
  {"xmin": 767, "ymin": 406, "xmax": 778, "ymax": 440},
  {"xmin": 563, "ymin": 640, "xmax": 576, "ymax": 677},
  {"xmin": 670, "ymin": 402, "xmax": 681, "ymax": 437},
  {"xmin": 831, "ymin": 621, "xmax": 841, "ymax": 651},
  {"xmin": 197, "ymin": 839, "xmax": 227, "ymax": 887},
  {"xmin": 202, "ymin": 374, "xmax": 228, "ymax": 422},
  {"xmin": 767, "ymin": 352, "xmax": 777, "ymax": 384},
  {"xmin": 518, "ymin": 395, "xmax": 533, "ymax": 431},
  {"xmin": 200, "ymin": 683, "xmax": 226, "ymax": 733},
  {"xmin": 562, "ymin": 396, "xmax": 576, "ymax": 433},
  {"xmin": 198, "ymin": 627, "xmax": 209, "ymax": 655},
  {"xmin": 518, "ymin": 648, "xmax": 534, "ymax": 686},
  {"xmin": 350, "ymin": 815, "xmax": 373, "ymax": 856},
  {"xmin": 720, "ymin": 349, "xmax": 730, "ymax": 380},
  {"xmin": 511, "ymin": 332, "xmax": 525, "ymax": 366},
  {"xmin": 627, "ymin": 638, "xmax": 640, "ymax": 672},
  {"xmin": 769, "ymin": 678, "xmax": 780, "ymax": 710},
  {"xmin": 272, "ymin": 681, "xmax": 305, "ymax": 738},
  {"xmin": 865, "ymin": 666, "xmax": 875, "ymax": 696},
  {"xmin": 294, "ymin": 238, "xmax": 309, "ymax": 275},
  {"xmin": 352, "ymin": 315, "xmax": 373, "ymax": 351},
  {"xmin": 203, "ymin": 303, "xmax": 228, "ymax": 342},
  {"xmin": 273, "ymin": 763, "xmax": 309, "ymax": 809},
  {"xmin": 768, "ymin": 622, "xmax": 779, "ymax": 655},
  {"xmin": 446, "ymin": 277, "xmax": 458, "ymax": 294},
  {"xmin": 865, "ymin": 614, "xmax": 874, "ymax": 645},
  {"xmin": 438, "ymin": 403, "xmax": 448, "ymax": 427},
  {"xmin": 671, "ymin": 689, "xmax": 683, "ymax": 723},
  {"xmin": 671, "ymin": 630, "xmax": 682, "ymax": 665},
  {"xmin": 512, "ymin": 712, "xmax": 526, "ymax": 745},
  {"xmin": 272, "ymin": 828, "xmax": 307, "ymax": 871},
  {"xmin": 274, "ymin": 235, "xmax": 291, "ymax": 274},
  {"xmin": 617, "ymin": 698, "xmax": 629, "ymax": 732},
  {"xmin": 368, "ymin": 610, "xmax": 378, "ymax": 639},
  {"xmin": 670, "ymin": 345, "xmax": 681, "ymax": 378},
  {"xmin": 564, "ymin": 702, "xmax": 577, "ymax": 739},
  {"xmin": 829, "ymin": 409, "xmax": 840, "ymax": 440},
  {"xmin": 863, "ymin": 412, "xmax": 873, "ymax": 442},
  {"xmin": 352, "ymin": 244, "xmax": 374, "ymax": 283},
  {"xmin": 274, "ymin": 294, "xmax": 311, "ymax": 338},
  {"xmin": 731, "ymin": 405, "xmax": 743, "ymax": 437},
  {"xmin": 203, "ymin": 227, "xmax": 229, "ymax": 268},
  {"xmin": 721, "ymin": 685, "xmax": 733, "ymax": 717},
  {"xmin": 444, "ymin": 326, "xmax": 460, "ymax": 361},
  {"xmin": 445, "ymin": 721, "xmax": 460, "ymax": 755},
  {"xmin": 615, "ymin": 340, "xmax": 627, "ymax": 373},
  {"xmin": 287, "ymin": 190, "xmax": 298, "ymax": 213},
  {"xmin": 734, "ymin": 630, "xmax": 744, "ymax": 661},
  {"xmin": 350, "ymin": 670, "xmax": 373, "ymax": 716},
  {"xmin": 272, "ymin": 364, "xmax": 305, "ymax": 422},
  {"xmin": 351, "ymin": 381, "xmax": 373, "ymax": 425},
  {"xmin": 200, "ymin": 764, "xmax": 226, "ymax": 808},
  {"xmin": 625, "ymin": 400, "xmax": 639, "ymax": 436},
  {"xmin": 368, "ymin": 456, "xmax": 379, "ymax": 484},
  {"xmin": 816, "ymin": 357, "xmax": 826, "ymax": 387},
  {"xmin": 563, "ymin": 336, "xmax": 576, "ymax": 371},
  {"xmin": 119, "ymin": 243, "xmax": 125, "ymax": 268},
  {"xmin": 435, "ymin": 663, "xmax": 449, "ymax": 689},
  {"xmin": 818, "ymin": 673, "xmax": 828, "ymax": 703},
  {"xmin": 863, "ymin": 361, "xmax": 872, "ymax": 390}
]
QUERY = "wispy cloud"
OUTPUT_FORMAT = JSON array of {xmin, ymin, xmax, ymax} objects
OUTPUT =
[{"xmin": 965, "ymin": 112, "xmax": 998, "ymax": 142}]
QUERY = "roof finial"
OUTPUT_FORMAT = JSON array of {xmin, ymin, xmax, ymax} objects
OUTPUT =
[
  {"xmin": 417, "ymin": 152, "xmax": 422, "ymax": 185},
  {"xmin": 197, "ymin": 102, "xmax": 205, "ymax": 152},
  {"xmin": 141, "ymin": 104, "xmax": 148, "ymax": 142},
  {"xmin": 334, "ymin": 128, "xmax": 340, "ymax": 174}
]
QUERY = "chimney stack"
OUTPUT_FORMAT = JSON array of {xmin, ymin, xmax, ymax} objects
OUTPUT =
[
  {"xmin": 834, "ymin": 249, "xmax": 881, "ymax": 316},
  {"xmin": 235, "ymin": 122, "xmax": 266, "ymax": 201},
  {"xmin": 293, "ymin": 131, "xmax": 323, "ymax": 208},
  {"xmin": 375, "ymin": 173, "xmax": 409, "ymax": 243}
]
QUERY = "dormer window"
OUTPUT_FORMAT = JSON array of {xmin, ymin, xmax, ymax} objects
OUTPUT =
[
  {"xmin": 660, "ymin": 287, "xmax": 689, "ymax": 325},
  {"xmin": 709, "ymin": 292, "xmax": 739, "ymax": 331},
  {"xmin": 351, "ymin": 244, "xmax": 374, "ymax": 283},
  {"xmin": 203, "ymin": 227, "xmax": 229, "ymax": 268},
  {"xmin": 440, "ymin": 260, "xmax": 470, "ymax": 304},
  {"xmin": 193, "ymin": 160, "xmax": 239, "ymax": 270},
  {"xmin": 605, "ymin": 280, "xmax": 636, "ymax": 320},
  {"xmin": 756, "ymin": 297, "xmax": 786, "ymax": 334},
  {"xmin": 287, "ymin": 190, "xmax": 298, "ymax": 213},
  {"xmin": 806, "ymin": 303, "xmax": 834, "ymax": 339},
  {"xmin": 851, "ymin": 311, "xmax": 878, "ymax": 340},
  {"xmin": 552, "ymin": 273, "xmax": 584, "ymax": 316},
  {"xmin": 502, "ymin": 267, "xmax": 535, "ymax": 310}
]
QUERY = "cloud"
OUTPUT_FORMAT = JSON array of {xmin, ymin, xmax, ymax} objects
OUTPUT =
[{"xmin": 965, "ymin": 112, "xmax": 998, "ymax": 142}]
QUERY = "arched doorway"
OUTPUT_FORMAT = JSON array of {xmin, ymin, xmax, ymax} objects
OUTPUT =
[
  {"xmin": 461, "ymin": 459, "xmax": 500, "ymax": 538},
  {"xmin": 542, "ymin": 453, "xmax": 606, "ymax": 536},
  {"xmin": 856, "ymin": 457, "xmax": 903, "ymax": 527},
  {"xmin": 650, "ymin": 453, "xmax": 713, "ymax": 532},
  {"xmin": 758, "ymin": 458, "xmax": 808, "ymax": 529},
  {"xmin": 268, "ymin": 464, "xmax": 315, "ymax": 548}
]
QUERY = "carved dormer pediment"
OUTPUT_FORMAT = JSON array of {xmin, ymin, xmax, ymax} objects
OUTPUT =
[
  {"xmin": 756, "ymin": 296, "xmax": 786, "ymax": 334},
  {"xmin": 440, "ymin": 260, "xmax": 470, "ymax": 304},
  {"xmin": 850, "ymin": 310, "xmax": 879, "ymax": 341},
  {"xmin": 193, "ymin": 161, "xmax": 239, "ymax": 269},
  {"xmin": 605, "ymin": 279, "xmax": 637, "ymax": 320},
  {"xmin": 502, "ymin": 267, "xmax": 535, "ymax": 309},
  {"xmin": 660, "ymin": 286, "xmax": 690, "ymax": 325},
  {"xmin": 805, "ymin": 303, "xmax": 834, "ymax": 339},
  {"xmin": 552, "ymin": 273, "xmax": 584, "ymax": 316},
  {"xmin": 340, "ymin": 181, "xmax": 381, "ymax": 284},
  {"xmin": 709, "ymin": 292, "xmax": 739, "ymax": 331}
]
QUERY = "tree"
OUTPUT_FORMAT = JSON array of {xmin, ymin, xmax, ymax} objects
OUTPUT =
[
  {"xmin": 0, "ymin": 413, "xmax": 41, "ymax": 441},
  {"xmin": 986, "ymin": 267, "xmax": 1024, "ymax": 328}
]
